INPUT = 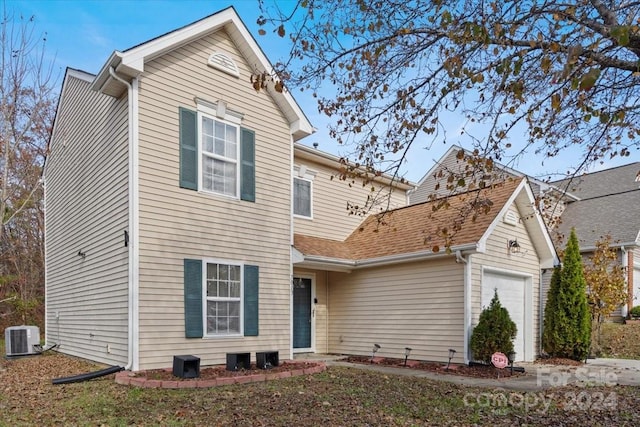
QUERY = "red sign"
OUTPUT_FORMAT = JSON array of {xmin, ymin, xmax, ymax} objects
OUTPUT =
[{"xmin": 491, "ymin": 352, "xmax": 508, "ymax": 369}]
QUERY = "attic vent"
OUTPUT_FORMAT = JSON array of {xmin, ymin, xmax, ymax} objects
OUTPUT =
[
  {"xmin": 503, "ymin": 210, "xmax": 518, "ymax": 226},
  {"xmin": 208, "ymin": 52, "xmax": 239, "ymax": 77}
]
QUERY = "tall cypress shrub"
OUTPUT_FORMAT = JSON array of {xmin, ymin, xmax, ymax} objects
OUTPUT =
[
  {"xmin": 542, "ymin": 266, "xmax": 562, "ymax": 355},
  {"xmin": 543, "ymin": 228, "xmax": 591, "ymax": 360},
  {"xmin": 470, "ymin": 290, "xmax": 517, "ymax": 363}
]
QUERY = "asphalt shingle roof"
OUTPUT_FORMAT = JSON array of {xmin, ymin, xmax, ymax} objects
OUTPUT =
[
  {"xmin": 294, "ymin": 178, "xmax": 523, "ymax": 261},
  {"xmin": 552, "ymin": 162, "xmax": 640, "ymax": 248}
]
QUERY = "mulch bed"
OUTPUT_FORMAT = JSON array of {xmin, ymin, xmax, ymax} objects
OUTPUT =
[
  {"xmin": 342, "ymin": 355, "xmax": 524, "ymax": 378},
  {"xmin": 136, "ymin": 361, "xmax": 320, "ymax": 381}
]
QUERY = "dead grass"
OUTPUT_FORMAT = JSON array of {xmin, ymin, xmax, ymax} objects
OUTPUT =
[
  {"xmin": 2, "ymin": 351, "xmax": 640, "ymax": 426},
  {"xmin": 599, "ymin": 322, "xmax": 640, "ymax": 359}
]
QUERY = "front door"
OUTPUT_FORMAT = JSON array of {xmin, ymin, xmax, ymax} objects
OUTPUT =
[{"xmin": 293, "ymin": 277, "xmax": 313, "ymax": 351}]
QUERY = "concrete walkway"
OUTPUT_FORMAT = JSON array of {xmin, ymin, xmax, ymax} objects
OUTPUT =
[{"xmin": 295, "ymin": 354, "xmax": 640, "ymax": 392}]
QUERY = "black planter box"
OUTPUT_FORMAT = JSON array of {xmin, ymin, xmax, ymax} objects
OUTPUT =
[
  {"xmin": 256, "ymin": 351, "xmax": 279, "ymax": 369},
  {"xmin": 226, "ymin": 352, "xmax": 251, "ymax": 371},
  {"xmin": 173, "ymin": 355, "xmax": 200, "ymax": 378}
]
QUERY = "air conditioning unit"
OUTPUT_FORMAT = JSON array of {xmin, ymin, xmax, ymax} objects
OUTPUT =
[{"xmin": 5, "ymin": 325, "xmax": 40, "ymax": 356}]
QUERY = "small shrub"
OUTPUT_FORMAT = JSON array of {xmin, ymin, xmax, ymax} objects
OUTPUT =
[
  {"xmin": 630, "ymin": 306, "xmax": 640, "ymax": 318},
  {"xmin": 470, "ymin": 290, "xmax": 517, "ymax": 363}
]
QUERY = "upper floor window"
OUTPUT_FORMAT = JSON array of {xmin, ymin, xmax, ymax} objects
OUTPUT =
[
  {"xmin": 179, "ymin": 101, "xmax": 255, "ymax": 202},
  {"xmin": 200, "ymin": 115, "xmax": 238, "ymax": 197},
  {"xmin": 294, "ymin": 177, "xmax": 312, "ymax": 217}
]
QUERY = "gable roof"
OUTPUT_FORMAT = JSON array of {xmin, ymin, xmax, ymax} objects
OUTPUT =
[
  {"xmin": 409, "ymin": 144, "xmax": 579, "ymax": 203},
  {"xmin": 90, "ymin": 6, "xmax": 313, "ymax": 141},
  {"xmin": 552, "ymin": 162, "xmax": 640, "ymax": 249},
  {"xmin": 294, "ymin": 177, "xmax": 557, "ymax": 270}
]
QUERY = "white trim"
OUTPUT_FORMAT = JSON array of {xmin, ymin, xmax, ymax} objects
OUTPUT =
[
  {"xmin": 109, "ymin": 68, "xmax": 140, "ymax": 371},
  {"xmin": 292, "ymin": 273, "xmax": 316, "ymax": 353},
  {"xmin": 195, "ymin": 97, "xmax": 243, "ymax": 124},
  {"xmin": 477, "ymin": 179, "xmax": 558, "ymax": 268},
  {"xmin": 293, "ymin": 176, "xmax": 313, "ymax": 219},
  {"xmin": 457, "ymin": 251, "xmax": 471, "ymax": 364},
  {"xmin": 131, "ymin": 78, "xmax": 140, "ymax": 371},
  {"xmin": 197, "ymin": 111, "xmax": 241, "ymax": 199},
  {"xmin": 294, "ymin": 243, "xmax": 478, "ymax": 272},
  {"xmin": 201, "ymin": 258, "xmax": 245, "ymax": 338},
  {"xmin": 93, "ymin": 7, "xmax": 312, "ymax": 139},
  {"xmin": 481, "ymin": 266, "xmax": 535, "ymax": 362}
]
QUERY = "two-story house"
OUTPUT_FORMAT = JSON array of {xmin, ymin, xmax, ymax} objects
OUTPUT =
[{"xmin": 45, "ymin": 8, "xmax": 558, "ymax": 370}]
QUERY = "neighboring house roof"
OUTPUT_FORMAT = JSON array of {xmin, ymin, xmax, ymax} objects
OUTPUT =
[
  {"xmin": 294, "ymin": 177, "xmax": 557, "ymax": 270},
  {"xmin": 409, "ymin": 144, "xmax": 579, "ymax": 203},
  {"xmin": 90, "ymin": 6, "xmax": 313, "ymax": 141},
  {"xmin": 552, "ymin": 162, "xmax": 640, "ymax": 249},
  {"xmin": 552, "ymin": 162, "xmax": 640, "ymax": 200}
]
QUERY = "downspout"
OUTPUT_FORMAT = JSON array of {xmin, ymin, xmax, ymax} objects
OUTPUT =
[
  {"xmin": 289, "ymin": 134, "xmax": 295, "ymax": 361},
  {"xmin": 326, "ymin": 271, "xmax": 329, "ymax": 353},
  {"xmin": 109, "ymin": 67, "xmax": 139, "ymax": 371},
  {"xmin": 621, "ymin": 246, "xmax": 629, "ymax": 318},
  {"xmin": 456, "ymin": 250, "xmax": 471, "ymax": 364},
  {"xmin": 539, "ymin": 269, "xmax": 544, "ymax": 356}
]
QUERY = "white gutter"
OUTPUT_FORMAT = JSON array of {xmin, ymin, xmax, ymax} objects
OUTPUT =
[
  {"xmin": 298, "ymin": 244, "xmax": 478, "ymax": 271},
  {"xmin": 109, "ymin": 67, "xmax": 139, "ymax": 371},
  {"xmin": 578, "ymin": 241, "xmax": 639, "ymax": 252},
  {"xmin": 456, "ymin": 250, "xmax": 471, "ymax": 364}
]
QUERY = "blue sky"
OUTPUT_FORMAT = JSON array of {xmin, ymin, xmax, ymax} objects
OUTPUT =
[{"xmin": 8, "ymin": 0, "xmax": 636, "ymax": 183}]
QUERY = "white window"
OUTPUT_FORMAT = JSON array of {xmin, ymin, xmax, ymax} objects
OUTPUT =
[
  {"xmin": 200, "ymin": 114, "xmax": 239, "ymax": 197},
  {"xmin": 294, "ymin": 177, "xmax": 312, "ymax": 218},
  {"xmin": 204, "ymin": 261, "xmax": 242, "ymax": 336}
]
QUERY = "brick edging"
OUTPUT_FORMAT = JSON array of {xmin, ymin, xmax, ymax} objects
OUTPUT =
[{"xmin": 115, "ymin": 361, "xmax": 326, "ymax": 389}]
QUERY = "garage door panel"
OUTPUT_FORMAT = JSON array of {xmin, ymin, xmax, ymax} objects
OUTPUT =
[{"xmin": 482, "ymin": 271, "xmax": 526, "ymax": 361}]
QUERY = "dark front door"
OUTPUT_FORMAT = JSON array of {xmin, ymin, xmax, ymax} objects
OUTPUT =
[{"xmin": 293, "ymin": 277, "xmax": 312, "ymax": 349}]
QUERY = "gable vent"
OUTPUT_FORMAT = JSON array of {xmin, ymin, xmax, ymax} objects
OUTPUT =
[{"xmin": 208, "ymin": 52, "xmax": 239, "ymax": 77}]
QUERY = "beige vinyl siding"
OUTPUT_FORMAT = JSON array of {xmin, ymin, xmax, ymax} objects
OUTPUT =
[
  {"xmin": 294, "ymin": 157, "xmax": 407, "ymax": 241},
  {"xmin": 410, "ymin": 149, "xmax": 462, "ymax": 204},
  {"xmin": 135, "ymin": 29, "xmax": 293, "ymax": 370},
  {"xmin": 45, "ymin": 74, "xmax": 129, "ymax": 366},
  {"xmin": 327, "ymin": 259, "xmax": 466, "ymax": 364},
  {"xmin": 470, "ymin": 201, "xmax": 542, "ymax": 359}
]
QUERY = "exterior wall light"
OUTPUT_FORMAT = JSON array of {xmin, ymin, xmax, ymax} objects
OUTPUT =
[{"xmin": 508, "ymin": 239, "xmax": 521, "ymax": 254}]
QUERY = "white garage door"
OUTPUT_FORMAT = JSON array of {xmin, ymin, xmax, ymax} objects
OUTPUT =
[{"xmin": 481, "ymin": 271, "xmax": 527, "ymax": 361}]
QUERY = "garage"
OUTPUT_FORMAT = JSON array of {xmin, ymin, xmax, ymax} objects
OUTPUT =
[{"xmin": 481, "ymin": 269, "xmax": 533, "ymax": 361}]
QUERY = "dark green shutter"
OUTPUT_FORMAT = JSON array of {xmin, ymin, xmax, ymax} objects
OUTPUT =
[
  {"xmin": 179, "ymin": 107, "xmax": 198, "ymax": 190},
  {"xmin": 244, "ymin": 264, "xmax": 259, "ymax": 336},
  {"xmin": 184, "ymin": 259, "xmax": 203, "ymax": 338},
  {"xmin": 240, "ymin": 128, "xmax": 255, "ymax": 202}
]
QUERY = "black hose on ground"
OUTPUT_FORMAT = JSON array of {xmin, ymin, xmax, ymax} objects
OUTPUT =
[{"xmin": 51, "ymin": 365, "xmax": 124, "ymax": 385}]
